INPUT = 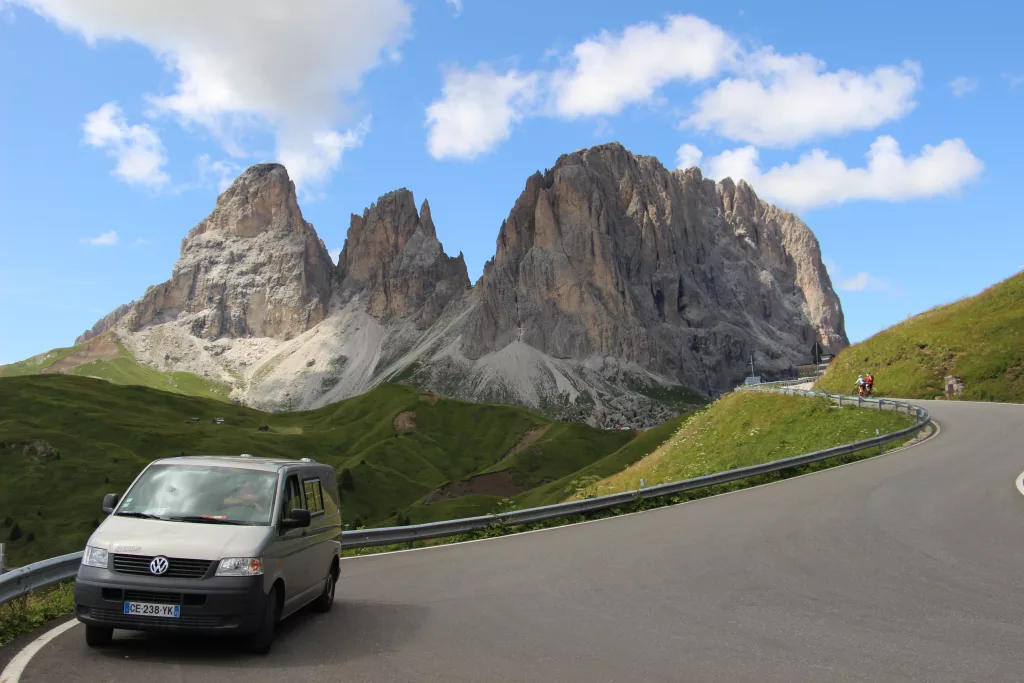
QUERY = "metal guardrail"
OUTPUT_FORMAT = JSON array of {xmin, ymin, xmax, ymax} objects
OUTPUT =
[
  {"xmin": 0, "ymin": 387, "xmax": 930, "ymax": 604},
  {"xmin": 0, "ymin": 552, "xmax": 83, "ymax": 604}
]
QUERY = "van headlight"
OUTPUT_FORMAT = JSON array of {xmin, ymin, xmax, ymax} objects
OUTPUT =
[
  {"xmin": 216, "ymin": 557, "xmax": 263, "ymax": 576},
  {"xmin": 82, "ymin": 546, "xmax": 109, "ymax": 568}
]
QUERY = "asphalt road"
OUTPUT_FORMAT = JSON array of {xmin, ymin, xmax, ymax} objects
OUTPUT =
[{"xmin": 13, "ymin": 400, "xmax": 1024, "ymax": 682}]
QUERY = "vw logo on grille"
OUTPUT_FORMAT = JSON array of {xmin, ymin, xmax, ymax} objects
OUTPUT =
[{"xmin": 149, "ymin": 556, "xmax": 170, "ymax": 575}]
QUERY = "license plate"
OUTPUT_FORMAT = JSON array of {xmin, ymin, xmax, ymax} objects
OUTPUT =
[{"xmin": 123, "ymin": 602, "xmax": 180, "ymax": 618}]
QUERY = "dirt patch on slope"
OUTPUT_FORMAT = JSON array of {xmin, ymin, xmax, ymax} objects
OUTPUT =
[
  {"xmin": 423, "ymin": 471, "xmax": 527, "ymax": 503},
  {"xmin": 42, "ymin": 333, "xmax": 119, "ymax": 374},
  {"xmin": 393, "ymin": 411, "xmax": 418, "ymax": 434},
  {"xmin": 500, "ymin": 425, "xmax": 550, "ymax": 461},
  {"xmin": 419, "ymin": 394, "xmax": 439, "ymax": 405}
]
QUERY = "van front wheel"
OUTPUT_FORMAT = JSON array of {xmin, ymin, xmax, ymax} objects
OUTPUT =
[
  {"xmin": 311, "ymin": 571, "xmax": 335, "ymax": 613},
  {"xmin": 85, "ymin": 625, "xmax": 113, "ymax": 647},
  {"xmin": 247, "ymin": 585, "xmax": 280, "ymax": 654}
]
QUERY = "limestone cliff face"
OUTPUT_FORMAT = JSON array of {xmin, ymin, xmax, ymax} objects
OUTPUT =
[
  {"xmin": 459, "ymin": 143, "xmax": 847, "ymax": 393},
  {"xmin": 120, "ymin": 164, "xmax": 335, "ymax": 340},
  {"xmin": 336, "ymin": 189, "xmax": 469, "ymax": 328}
]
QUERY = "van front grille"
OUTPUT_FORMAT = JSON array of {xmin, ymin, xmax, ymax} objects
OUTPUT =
[
  {"xmin": 112, "ymin": 554, "xmax": 213, "ymax": 579},
  {"xmin": 89, "ymin": 608, "xmax": 223, "ymax": 628}
]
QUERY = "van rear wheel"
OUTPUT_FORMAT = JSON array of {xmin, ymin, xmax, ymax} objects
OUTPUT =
[
  {"xmin": 85, "ymin": 625, "xmax": 113, "ymax": 647},
  {"xmin": 246, "ymin": 585, "xmax": 280, "ymax": 654},
  {"xmin": 311, "ymin": 570, "xmax": 335, "ymax": 613}
]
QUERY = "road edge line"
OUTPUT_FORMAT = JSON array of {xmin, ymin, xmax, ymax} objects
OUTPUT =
[{"xmin": 0, "ymin": 618, "xmax": 79, "ymax": 683}]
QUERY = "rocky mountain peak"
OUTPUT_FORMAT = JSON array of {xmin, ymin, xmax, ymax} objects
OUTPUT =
[
  {"xmin": 188, "ymin": 163, "xmax": 304, "ymax": 241},
  {"xmin": 338, "ymin": 189, "xmax": 469, "ymax": 326},
  {"xmin": 461, "ymin": 141, "xmax": 848, "ymax": 393},
  {"xmin": 118, "ymin": 162, "xmax": 334, "ymax": 340}
]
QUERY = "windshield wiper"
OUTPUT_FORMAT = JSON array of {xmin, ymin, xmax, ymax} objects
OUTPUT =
[
  {"xmin": 165, "ymin": 515, "xmax": 252, "ymax": 525},
  {"xmin": 115, "ymin": 511, "xmax": 167, "ymax": 520}
]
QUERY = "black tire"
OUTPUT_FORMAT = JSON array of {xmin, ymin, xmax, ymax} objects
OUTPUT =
[
  {"xmin": 310, "ymin": 567, "xmax": 336, "ymax": 613},
  {"xmin": 246, "ymin": 585, "xmax": 281, "ymax": 654},
  {"xmin": 85, "ymin": 625, "xmax": 113, "ymax": 647}
]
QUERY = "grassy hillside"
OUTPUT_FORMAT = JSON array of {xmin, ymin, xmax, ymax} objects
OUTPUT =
[
  {"xmin": 0, "ymin": 333, "xmax": 232, "ymax": 402},
  {"xmin": 0, "ymin": 375, "xmax": 649, "ymax": 565},
  {"xmin": 582, "ymin": 391, "xmax": 915, "ymax": 498},
  {"xmin": 818, "ymin": 271, "xmax": 1024, "ymax": 401}
]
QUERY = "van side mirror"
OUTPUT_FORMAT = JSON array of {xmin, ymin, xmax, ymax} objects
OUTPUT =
[
  {"xmin": 280, "ymin": 508, "xmax": 311, "ymax": 530},
  {"xmin": 102, "ymin": 493, "xmax": 119, "ymax": 514}
]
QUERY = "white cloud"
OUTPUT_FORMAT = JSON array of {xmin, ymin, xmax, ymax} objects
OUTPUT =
[
  {"xmin": 1004, "ymin": 73, "xmax": 1024, "ymax": 89},
  {"xmin": 426, "ymin": 13, "xmax": 927, "ymax": 156},
  {"xmin": 705, "ymin": 135, "xmax": 983, "ymax": 210},
  {"xmin": 133, "ymin": 237, "xmax": 149, "ymax": 246},
  {"xmin": 328, "ymin": 248, "xmax": 342, "ymax": 264},
  {"xmin": 823, "ymin": 258, "xmax": 902, "ymax": 295},
  {"xmin": 551, "ymin": 15, "xmax": 739, "ymax": 118},
  {"xmin": 80, "ymin": 231, "xmax": 118, "ymax": 246},
  {"xmin": 949, "ymin": 76, "xmax": 978, "ymax": 98},
  {"xmin": 686, "ymin": 53, "xmax": 921, "ymax": 146},
  {"xmin": 426, "ymin": 66, "xmax": 539, "ymax": 160},
  {"xmin": 675, "ymin": 143, "xmax": 703, "ymax": 170},
  {"xmin": 196, "ymin": 154, "xmax": 242, "ymax": 193},
  {"xmin": 277, "ymin": 118, "xmax": 370, "ymax": 188},
  {"xmin": 837, "ymin": 272, "xmax": 887, "ymax": 292},
  {"xmin": 83, "ymin": 102, "xmax": 169, "ymax": 188},
  {"xmin": 14, "ymin": 0, "xmax": 412, "ymax": 187},
  {"xmin": 446, "ymin": 0, "xmax": 462, "ymax": 16}
]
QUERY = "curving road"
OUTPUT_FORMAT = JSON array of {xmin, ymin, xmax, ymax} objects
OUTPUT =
[{"xmin": 9, "ymin": 400, "xmax": 1024, "ymax": 682}]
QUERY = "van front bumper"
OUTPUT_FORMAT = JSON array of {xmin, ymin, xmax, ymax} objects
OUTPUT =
[{"xmin": 74, "ymin": 565, "xmax": 268, "ymax": 635}]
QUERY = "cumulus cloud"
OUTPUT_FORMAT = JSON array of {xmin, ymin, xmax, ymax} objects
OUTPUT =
[
  {"xmin": 426, "ymin": 66, "xmax": 538, "ymax": 160},
  {"xmin": 705, "ymin": 135, "xmax": 983, "ymax": 210},
  {"xmin": 446, "ymin": 0, "xmax": 462, "ymax": 16},
  {"xmin": 426, "ymin": 13, "xmax": 927, "ymax": 157},
  {"xmin": 551, "ymin": 15, "xmax": 739, "ymax": 118},
  {"xmin": 949, "ymin": 76, "xmax": 978, "ymax": 98},
  {"xmin": 686, "ymin": 53, "xmax": 921, "ymax": 146},
  {"xmin": 14, "ymin": 0, "xmax": 412, "ymax": 186},
  {"xmin": 83, "ymin": 102, "xmax": 169, "ymax": 187},
  {"xmin": 675, "ymin": 143, "xmax": 703, "ymax": 169},
  {"xmin": 80, "ymin": 231, "xmax": 118, "ymax": 246}
]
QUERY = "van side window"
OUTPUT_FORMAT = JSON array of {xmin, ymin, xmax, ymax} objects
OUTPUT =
[
  {"xmin": 303, "ymin": 478, "xmax": 324, "ymax": 515},
  {"xmin": 320, "ymin": 476, "xmax": 340, "ymax": 516},
  {"xmin": 282, "ymin": 475, "xmax": 303, "ymax": 520}
]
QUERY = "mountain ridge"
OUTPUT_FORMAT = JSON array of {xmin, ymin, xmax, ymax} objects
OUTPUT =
[{"xmin": 47, "ymin": 142, "xmax": 847, "ymax": 427}]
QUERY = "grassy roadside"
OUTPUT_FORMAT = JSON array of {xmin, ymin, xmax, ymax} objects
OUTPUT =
[
  {"xmin": 0, "ymin": 580, "xmax": 74, "ymax": 647},
  {"xmin": 343, "ymin": 391, "xmax": 923, "ymax": 558},
  {"xmin": 817, "ymin": 270, "xmax": 1024, "ymax": 402},
  {"xmin": 583, "ymin": 391, "xmax": 914, "ymax": 498},
  {"xmin": 342, "ymin": 430, "xmax": 920, "ymax": 559}
]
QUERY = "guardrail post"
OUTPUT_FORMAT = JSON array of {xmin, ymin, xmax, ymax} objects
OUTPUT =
[
  {"xmin": 858, "ymin": 395, "xmax": 862, "ymax": 408},
  {"xmin": 838, "ymin": 395, "xmax": 843, "ymax": 407},
  {"xmin": 0, "ymin": 543, "xmax": 6, "ymax": 575}
]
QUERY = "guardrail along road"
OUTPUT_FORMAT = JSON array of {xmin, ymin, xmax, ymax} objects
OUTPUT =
[{"xmin": 8, "ymin": 399, "xmax": 1024, "ymax": 682}]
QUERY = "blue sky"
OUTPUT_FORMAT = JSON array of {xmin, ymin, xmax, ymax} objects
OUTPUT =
[{"xmin": 1, "ymin": 0, "xmax": 1022, "ymax": 365}]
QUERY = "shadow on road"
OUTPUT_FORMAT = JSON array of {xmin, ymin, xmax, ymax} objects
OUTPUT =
[{"xmin": 87, "ymin": 599, "xmax": 428, "ymax": 667}]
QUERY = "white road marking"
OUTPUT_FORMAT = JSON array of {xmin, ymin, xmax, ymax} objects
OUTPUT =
[
  {"xmin": 0, "ymin": 619, "xmax": 79, "ymax": 683},
  {"xmin": 1016, "ymin": 471, "xmax": 1024, "ymax": 498}
]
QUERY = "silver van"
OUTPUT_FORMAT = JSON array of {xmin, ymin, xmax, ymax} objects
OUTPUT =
[{"xmin": 73, "ymin": 455, "xmax": 342, "ymax": 653}]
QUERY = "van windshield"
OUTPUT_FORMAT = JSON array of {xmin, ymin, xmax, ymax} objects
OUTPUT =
[{"xmin": 116, "ymin": 464, "xmax": 278, "ymax": 525}]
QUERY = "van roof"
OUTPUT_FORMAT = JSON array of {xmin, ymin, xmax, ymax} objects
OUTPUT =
[{"xmin": 152, "ymin": 455, "xmax": 323, "ymax": 472}]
